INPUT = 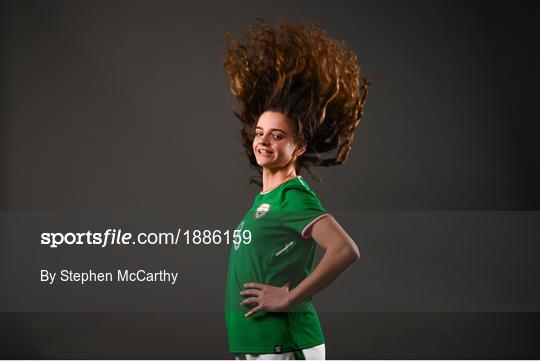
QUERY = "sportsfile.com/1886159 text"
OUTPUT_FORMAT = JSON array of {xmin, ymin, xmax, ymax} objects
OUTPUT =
[{"xmin": 40, "ymin": 229, "xmax": 252, "ymax": 248}]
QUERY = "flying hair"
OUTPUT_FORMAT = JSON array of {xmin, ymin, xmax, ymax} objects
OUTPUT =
[{"xmin": 222, "ymin": 18, "xmax": 371, "ymax": 186}]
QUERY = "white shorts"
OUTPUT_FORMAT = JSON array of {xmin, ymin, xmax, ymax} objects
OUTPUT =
[{"xmin": 234, "ymin": 343, "xmax": 325, "ymax": 360}]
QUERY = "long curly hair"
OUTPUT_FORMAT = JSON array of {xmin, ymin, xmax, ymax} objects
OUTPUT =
[{"xmin": 222, "ymin": 18, "xmax": 371, "ymax": 186}]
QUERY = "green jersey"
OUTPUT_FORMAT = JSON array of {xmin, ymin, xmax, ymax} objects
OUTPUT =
[{"xmin": 225, "ymin": 176, "xmax": 329, "ymax": 354}]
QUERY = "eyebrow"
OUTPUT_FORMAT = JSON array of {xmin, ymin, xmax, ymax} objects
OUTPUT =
[{"xmin": 255, "ymin": 126, "xmax": 287, "ymax": 135}]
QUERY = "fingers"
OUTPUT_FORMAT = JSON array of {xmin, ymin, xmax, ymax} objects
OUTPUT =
[
  {"xmin": 243, "ymin": 282, "xmax": 265, "ymax": 290},
  {"xmin": 240, "ymin": 297, "xmax": 259, "ymax": 307},
  {"xmin": 240, "ymin": 289, "xmax": 262, "ymax": 297},
  {"xmin": 245, "ymin": 305, "xmax": 263, "ymax": 317}
]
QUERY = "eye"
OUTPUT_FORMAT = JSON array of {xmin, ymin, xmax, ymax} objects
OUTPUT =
[
  {"xmin": 273, "ymin": 134, "xmax": 283, "ymax": 140},
  {"xmin": 255, "ymin": 132, "xmax": 262, "ymax": 137}
]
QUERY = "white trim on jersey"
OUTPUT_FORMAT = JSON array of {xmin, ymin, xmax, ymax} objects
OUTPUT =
[{"xmin": 301, "ymin": 214, "xmax": 332, "ymax": 239}]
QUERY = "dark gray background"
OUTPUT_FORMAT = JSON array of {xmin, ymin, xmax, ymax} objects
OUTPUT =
[{"xmin": 1, "ymin": 0, "xmax": 539, "ymax": 359}]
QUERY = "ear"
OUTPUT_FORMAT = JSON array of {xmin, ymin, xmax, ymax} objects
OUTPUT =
[{"xmin": 294, "ymin": 143, "xmax": 307, "ymax": 158}]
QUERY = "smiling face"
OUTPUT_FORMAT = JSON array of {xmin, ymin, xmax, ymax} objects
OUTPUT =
[{"xmin": 252, "ymin": 111, "xmax": 306, "ymax": 171}]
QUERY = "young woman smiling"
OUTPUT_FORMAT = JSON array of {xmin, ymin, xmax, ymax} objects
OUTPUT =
[{"xmin": 223, "ymin": 19, "xmax": 371, "ymax": 360}]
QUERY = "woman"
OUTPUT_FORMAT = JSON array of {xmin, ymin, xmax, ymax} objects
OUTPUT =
[{"xmin": 223, "ymin": 19, "xmax": 370, "ymax": 360}]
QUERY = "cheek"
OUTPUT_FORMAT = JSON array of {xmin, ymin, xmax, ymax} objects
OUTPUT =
[{"xmin": 285, "ymin": 144, "xmax": 297, "ymax": 156}]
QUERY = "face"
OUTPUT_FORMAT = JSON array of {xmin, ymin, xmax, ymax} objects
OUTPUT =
[{"xmin": 252, "ymin": 111, "xmax": 306, "ymax": 170}]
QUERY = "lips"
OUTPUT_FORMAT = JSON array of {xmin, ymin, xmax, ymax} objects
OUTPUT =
[{"xmin": 257, "ymin": 148, "xmax": 273, "ymax": 155}]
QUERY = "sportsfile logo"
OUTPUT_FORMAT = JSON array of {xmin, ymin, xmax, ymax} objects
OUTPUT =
[{"xmin": 40, "ymin": 228, "xmax": 252, "ymax": 248}]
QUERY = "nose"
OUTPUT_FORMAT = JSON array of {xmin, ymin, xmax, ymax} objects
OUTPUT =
[{"xmin": 258, "ymin": 132, "xmax": 271, "ymax": 145}]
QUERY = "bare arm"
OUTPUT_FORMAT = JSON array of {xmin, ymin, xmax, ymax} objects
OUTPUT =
[
  {"xmin": 285, "ymin": 214, "xmax": 360, "ymax": 308},
  {"xmin": 241, "ymin": 214, "xmax": 360, "ymax": 316}
]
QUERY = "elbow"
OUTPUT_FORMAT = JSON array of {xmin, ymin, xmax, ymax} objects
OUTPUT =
[
  {"xmin": 338, "ymin": 241, "xmax": 360, "ymax": 264},
  {"xmin": 350, "ymin": 243, "xmax": 361, "ymax": 262}
]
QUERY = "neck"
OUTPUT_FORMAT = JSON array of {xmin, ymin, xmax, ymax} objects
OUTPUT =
[{"xmin": 261, "ymin": 166, "xmax": 298, "ymax": 194}]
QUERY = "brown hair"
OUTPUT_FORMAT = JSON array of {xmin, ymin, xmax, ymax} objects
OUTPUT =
[{"xmin": 222, "ymin": 18, "xmax": 371, "ymax": 186}]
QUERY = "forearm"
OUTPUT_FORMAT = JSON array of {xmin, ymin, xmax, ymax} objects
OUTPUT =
[{"xmin": 286, "ymin": 245, "xmax": 359, "ymax": 308}]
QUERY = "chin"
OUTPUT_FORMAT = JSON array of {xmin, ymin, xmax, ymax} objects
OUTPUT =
[{"xmin": 255, "ymin": 156, "xmax": 282, "ymax": 169}]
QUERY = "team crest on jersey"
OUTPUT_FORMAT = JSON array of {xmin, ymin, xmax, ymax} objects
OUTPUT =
[{"xmin": 255, "ymin": 203, "xmax": 270, "ymax": 219}]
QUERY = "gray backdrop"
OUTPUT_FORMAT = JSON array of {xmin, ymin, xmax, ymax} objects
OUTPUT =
[{"xmin": 1, "ymin": 0, "xmax": 539, "ymax": 359}]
